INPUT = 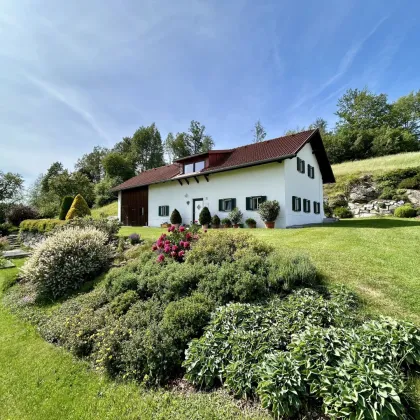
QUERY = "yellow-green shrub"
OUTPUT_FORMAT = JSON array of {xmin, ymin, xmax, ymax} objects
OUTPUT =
[
  {"xmin": 65, "ymin": 194, "xmax": 91, "ymax": 220},
  {"xmin": 19, "ymin": 219, "xmax": 65, "ymax": 233}
]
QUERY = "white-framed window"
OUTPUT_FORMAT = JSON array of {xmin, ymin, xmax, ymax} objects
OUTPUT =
[
  {"xmin": 297, "ymin": 157, "xmax": 305, "ymax": 173},
  {"xmin": 219, "ymin": 198, "xmax": 236, "ymax": 212},
  {"xmin": 292, "ymin": 196, "xmax": 301, "ymax": 212},
  {"xmin": 159, "ymin": 205, "xmax": 169, "ymax": 217},
  {"xmin": 184, "ymin": 161, "xmax": 205, "ymax": 174},
  {"xmin": 246, "ymin": 196, "xmax": 267, "ymax": 210},
  {"xmin": 303, "ymin": 199, "xmax": 311, "ymax": 213}
]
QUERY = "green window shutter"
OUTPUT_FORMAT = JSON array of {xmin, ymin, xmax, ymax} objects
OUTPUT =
[
  {"xmin": 260, "ymin": 196, "xmax": 267, "ymax": 203},
  {"xmin": 298, "ymin": 197, "xmax": 302, "ymax": 212},
  {"xmin": 301, "ymin": 160, "xmax": 305, "ymax": 174},
  {"xmin": 219, "ymin": 199, "xmax": 223, "ymax": 211},
  {"xmin": 292, "ymin": 196, "xmax": 296, "ymax": 211},
  {"xmin": 297, "ymin": 158, "xmax": 301, "ymax": 172},
  {"xmin": 307, "ymin": 164, "xmax": 310, "ymax": 177},
  {"xmin": 166, "ymin": 206, "xmax": 169, "ymax": 216},
  {"xmin": 158, "ymin": 206, "xmax": 162, "ymax": 216},
  {"xmin": 231, "ymin": 198, "xmax": 236, "ymax": 209},
  {"xmin": 246, "ymin": 197, "xmax": 251, "ymax": 211}
]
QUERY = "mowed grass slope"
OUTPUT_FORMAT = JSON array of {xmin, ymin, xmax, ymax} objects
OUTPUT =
[
  {"xmin": 91, "ymin": 201, "xmax": 118, "ymax": 219},
  {"xmin": 0, "ymin": 261, "xmax": 268, "ymax": 420},
  {"xmin": 331, "ymin": 151, "xmax": 420, "ymax": 178},
  {"xmin": 121, "ymin": 218, "xmax": 420, "ymax": 323}
]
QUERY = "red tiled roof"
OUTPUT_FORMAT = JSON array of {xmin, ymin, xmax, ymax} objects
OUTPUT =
[
  {"xmin": 112, "ymin": 164, "xmax": 181, "ymax": 191},
  {"xmin": 113, "ymin": 129, "xmax": 334, "ymax": 191}
]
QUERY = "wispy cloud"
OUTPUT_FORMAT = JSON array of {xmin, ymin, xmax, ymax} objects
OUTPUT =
[
  {"xmin": 24, "ymin": 73, "xmax": 111, "ymax": 143},
  {"xmin": 292, "ymin": 15, "xmax": 389, "ymax": 110}
]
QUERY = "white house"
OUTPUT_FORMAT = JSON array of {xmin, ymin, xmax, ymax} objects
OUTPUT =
[{"xmin": 113, "ymin": 129, "xmax": 335, "ymax": 228}]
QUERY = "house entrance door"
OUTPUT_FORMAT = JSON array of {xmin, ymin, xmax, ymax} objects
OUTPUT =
[{"xmin": 192, "ymin": 198, "xmax": 203, "ymax": 224}]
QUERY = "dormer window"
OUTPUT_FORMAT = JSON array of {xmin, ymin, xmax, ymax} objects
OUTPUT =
[{"xmin": 184, "ymin": 161, "xmax": 205, "ymax": 174}]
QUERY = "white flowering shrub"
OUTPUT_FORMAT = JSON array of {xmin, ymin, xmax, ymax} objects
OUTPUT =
[{"xmin": 21, "ymin": 227, "xmax": 112, "ymax": 300}]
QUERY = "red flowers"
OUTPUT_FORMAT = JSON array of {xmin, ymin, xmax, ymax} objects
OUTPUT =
[{"xmin": 152, "ymin": 224, "xmax": 199, "ymax": 263}]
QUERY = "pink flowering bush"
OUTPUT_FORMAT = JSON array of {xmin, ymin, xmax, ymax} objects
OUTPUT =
[{"xmin": 153, "ymin": 225, "xmax": 200, "ymax": 263}]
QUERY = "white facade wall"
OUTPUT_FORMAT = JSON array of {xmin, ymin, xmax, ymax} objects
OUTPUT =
[
  {"xmin": 117, "ymin": 142, "xmax": 326, "ymax": 228},
  {"xmin": 284, "ymin": 143, "xmax": 324, "ymax": 226},
  {"xmin": 148, "ymin": 162, "xmax": 287, "ymax": 228}
]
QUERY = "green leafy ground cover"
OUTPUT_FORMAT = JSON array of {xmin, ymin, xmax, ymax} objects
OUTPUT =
[
  {"xmin": 0, "ymin": 260, "xmax": 269, "ymax": 420},
  {"xmin": 121, "ymin": 218, "xmax": 420, "ymax": 323}
]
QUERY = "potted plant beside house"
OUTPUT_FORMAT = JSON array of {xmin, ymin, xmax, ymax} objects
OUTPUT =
[
  {"xmin": 221, "ymin": 217, "xmax": 231, "ymax": 228},
  {"xmin": 257, "ymin": 200, "xmax": 280, "ymax": 229},
  {"xmin": 199, "ymin": 206, "xmax": 211, "ymax": 229},
  {"xmin": 211, "ymin": 214, "xmax": 220, "ymax": 229},
  {"xmin": 229, "ymin": 207, "xmax": 243, "ymax": 228},
  {"xmin": 245, "ymin": 218, "xmax": 257, "ymax": 228},
  {"xmin": 170, "ymin": 209, "xmax": 182, "ymax": 229}
]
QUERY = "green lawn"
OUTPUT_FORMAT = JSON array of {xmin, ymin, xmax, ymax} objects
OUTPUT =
[
  {"xmin": 121, "ymin": 218, "xmax": 420, "ymax": 323},
  {"xmin": 0, "ymin": 261, "xmax": 268, "ymax": 419}
]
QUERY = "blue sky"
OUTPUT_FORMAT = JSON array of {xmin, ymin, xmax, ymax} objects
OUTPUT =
[{"xmin": 1, "ymin": 0, "xmax": 419, "ymax": 187}]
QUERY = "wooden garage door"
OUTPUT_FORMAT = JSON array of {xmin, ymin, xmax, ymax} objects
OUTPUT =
[{"xmin": 121, "ymin": 186, "xmax": 148, "ymax": 226}]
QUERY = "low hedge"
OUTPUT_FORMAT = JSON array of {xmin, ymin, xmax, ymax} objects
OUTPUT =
[{"xmin": 20, "ymin": 219, "xmax": 66, "ymax": 233}]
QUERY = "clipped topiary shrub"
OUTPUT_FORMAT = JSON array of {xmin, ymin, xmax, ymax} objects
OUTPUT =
[
  {"xmin": 211, "ymin": 214, "xmax": 220, "ymax": 227},
  {"xmin": 258, "ymin": 200, "xmax": 280, "ymax": 223},
  {"xmin": 59, "ymin": 196, "xmax": 74, "ymax": 220},
  {"xmin": 198, "ymin": 207, "xmax": 211, "ymax": 226},
  {"xmin": 65, "ymin": 194, "xmax": 91, "ymax": 220},
  {"xmin": 228, "ymin": 207, "xmax": 243, "ymax": 225},
  {"xmin": 170, "ymin": 208, "xmax": 182, "ymax": 225},
  {"xmin": 19, "ymin": 219, "xmax": 65, "ymax": 233},
  {"xmin": 333, "ymin": 206, "xmax": 353, "ymax": 219},
  {"xmin": 394, "ymin": 204, "xmax": 417, "ymax": 218},
  {"xmin": 21, "ymin": 226, "xmax": 112, "ymax": 300}
]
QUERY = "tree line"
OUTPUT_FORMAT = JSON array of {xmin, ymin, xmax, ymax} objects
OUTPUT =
[
  {"xmin": 287, "ymin": 88, "xmax": 420, "ymax": 164},
  {"xmin": 2, "ymin": 87, "xmax": 419, "ymax": 221}
]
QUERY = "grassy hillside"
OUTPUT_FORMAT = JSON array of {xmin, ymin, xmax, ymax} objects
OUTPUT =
[
  {"xmin": 121, "ymin": 218, "xmax": 420, "ymax": 324},
  {"xmin": 331, "ymin": 151, "xmax": 420, "ymax": 178},
  {"xmin": 91, "ymin": 201, "xmax": 118, "ymax": 218}
]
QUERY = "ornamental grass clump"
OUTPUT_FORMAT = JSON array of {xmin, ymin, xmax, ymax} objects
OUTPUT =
[{"xmin": 21, "ymin": 226, "xmax": 112, "ymax": 300}]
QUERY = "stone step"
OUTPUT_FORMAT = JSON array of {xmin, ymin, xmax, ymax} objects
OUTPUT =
[{"xmin": 2, "ymin": 249, "xmax": 31, "ymax": 259}]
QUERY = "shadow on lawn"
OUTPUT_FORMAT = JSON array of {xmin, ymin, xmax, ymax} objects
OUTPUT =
[{"xmin": 324, "ymin": 218, "xmax": 420, "ymax": 229}]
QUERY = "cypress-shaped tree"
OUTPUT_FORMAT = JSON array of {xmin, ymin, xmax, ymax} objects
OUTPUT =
[
  {"xmin": 65, "ymin": 194, "xmax": 91, "ymax": 220},
  {"xmin": 170, "ymin": 209, "xmax": 182, "ymax": 225},
  {"xmin": 199, "ymin": 206, "xmax": 211, "ymax": 225},
  {"xmin": 59, "ymin": 196, "xmax": 74, "ymax": 220}
]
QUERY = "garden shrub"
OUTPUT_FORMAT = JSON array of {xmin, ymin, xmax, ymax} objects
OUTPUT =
[
  {"xmin": 333, "ymin": 206, "xmax": 353, "ymax": 219},
  {"xmin": 185, "ymin": 231, "xmax": 272, "ymax": 265},
  {"xmin": 0, "ymin": 237, "xmax": 10, "ymax": 251},
  {"xmin": 257, "ymin": 200, "xmax": 280, "ymax": 223},
  {"xmin": 198, "ymin": 207, "xmax": 211, "ymax": 226},
  {"xmin": 162, "ymin": 293, "xmax": 214, "ymax": 350},
  {"xmin": 109, "ymin": 290, "xmax": 138, "ymax": 316},
  {"xmin": 211, "ymin": 214, "xmax": 220, "ymax": 226},
  {"xmin": 59, "ymin": 196, "xmax": 74, "ymax": 220},
  {"xmin": 379, "ymin": 186, "xmax": 396, "ymax": 200},
  {"xmin": 6, "ymin": 204, "xmax": 39, "ymax": 226},
  {"xmin": 228, "ymin": 207, "xmax": 243, "ymax": 225},
  {"xmin": 267, "ymin": 252, "xmax": 317, "ymax": 291},
  {"xmin": 128, "ymin": 233, "xmax": 140, "ymax": 245},
  {"xmin": 170, "ymin": 208, "xmax": 182, "ymax": 225},
  {"xmin": 398, "ymin": 175, "xmax": 420, "ymax": 190},
  {"xmin": 328, "ymin": 195, "xmax": 348, "ymax": 209},
  {"xmin": 245, "ymin": 218, "xmax": 256, "ymax": 227},
  {"xmin": 221, "ymin": 217, "xmax": 231, "ymax": 227},
  {"xmin": 394, "ymin": 204, "xmax": 417, "ymax": 218},
  {"xmin": 60, "ymin": 216, "xmax": 121, "ymax": 243},
  {"xmin": 21, "ymin": 227, "xmax": 112, "ymax": 300},
  {"xmin": 0, "ymin": 222, "xmax": 16, "ymax": 236},
  {"xmin": 65, "ymin": 194, "xmax": 91, "ymax": 220},
  {"xmin": 19, "ymin": 219, "xmax": 65, "ymax": 233},
  {"xmin": 323, "ymin": 202, "xmax": 333, "ymax": 218}
]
